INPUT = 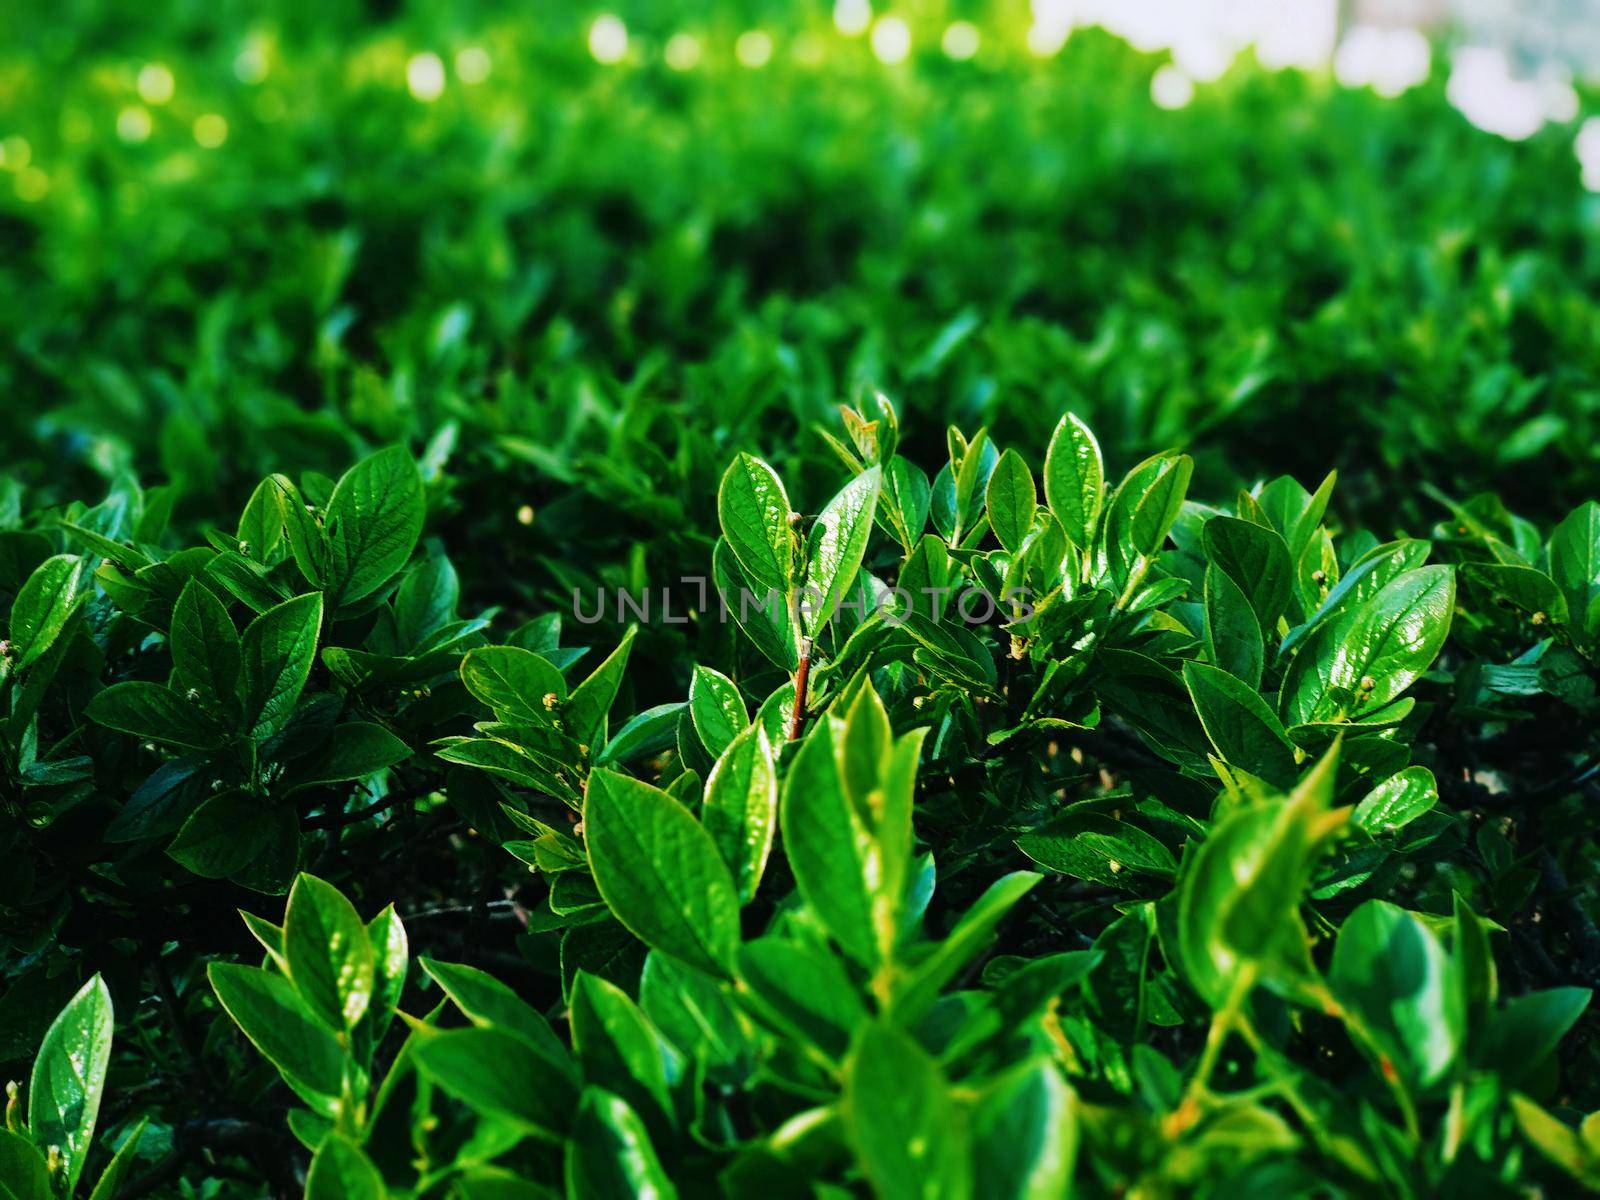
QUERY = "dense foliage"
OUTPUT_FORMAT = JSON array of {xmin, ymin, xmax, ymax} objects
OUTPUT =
[{"xmin": 5, "ymin": 5, "xmax": 1600, "ymax": 1198}]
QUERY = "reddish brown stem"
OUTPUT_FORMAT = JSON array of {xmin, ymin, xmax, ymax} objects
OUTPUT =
[{"xmin": 787, "ymin": 637, "xmax": 814, "ymax": 741}]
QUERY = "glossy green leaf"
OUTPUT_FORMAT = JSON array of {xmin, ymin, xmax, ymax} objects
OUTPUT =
[
  {"xmin": 689, "ymin": 664, "xmax": 748, "ymax": 757},
  {"xmin": 986, "ymin": 448, "xmax": 1036, "ymax": 554},
  {"xmin": 284, "ymin": 873, "xmax": 376, "ymax": 1033},
  {"xmin": 461, "ymin": 645, "xmax": 568, "ymax": 723},
  {"xmin": 208, "ymin": 962, "xmax": 344, "ymax": 1116},
  {"xmin": 1183, "ymin": 661, "xmax": 1297, "ymax": 788},
  {"xmin": 27, "ymin": 975, "xmax": 112, "ymax": 1193},
  {"xmin": 1330, "ymin": 900, "xmax": 1465, "ymax": 1089},
  {"xmin": 170, "ymin": 578, "xmax": 240, "ymax": 710},
  {"xmin": 584, "ymin": 768, "xmax": 741, "ymax": 977},
  {"xmin": 970, "ymin": 1059, "xmax": 1078, "ymax": 1200},
  {"xmin": 240, "ymin": 592, "xmax": 324, "ymax": 739},
  {"xmin": 702, "ymin": 724, "xmax": 776, "ymax": 904},
  {"xmin": 323, "ymin": 446, "xmax": 425, "ymax": 606},
  {"xmin": 801, "ymin": 466, "xmax": 881, "ymax": 637},
  {"xmin": 9, "ymin": 554, "xmax": 89, "ymax": 671},
  {"xmin": 718, "ymin": 453, "xmax": 794, "ymax": 595},
  {"xmin": 306, "ymin": 1134, "xmax": 386, "ymax": 1200},
  {"xmin": 564, "ymin": 1088, "xmax": 677, "ymax": 1200},
  {"xmin": 1203, "ymin": 564, "xmax": 1264, "ymax": 689},
  {"xmin": 566, "ymin": 626, "xmax": 637, "ymax": 753},
  {"xmin": 413, "ymin": 1027, "xmax": 574, "ymax": 1138},
  {"xmin": 1352, "ymin": 766, "xmax": 1437, "ymax": 834},
  {"xmin": 86, "ymin": 681, "xmax": 227, "ymax": 750},
  {"xmin": 1279, "ymin": 566, "xmax": 1454, "ymax": 728},
  {"xmin": 1043, "ymin": 412, "xmax": 1104, "ymax": 550}
]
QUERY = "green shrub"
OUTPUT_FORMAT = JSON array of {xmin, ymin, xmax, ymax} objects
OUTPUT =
[{"xmin": 3, "ymin": 396, "xmax": 1598, "ymax": 1196}]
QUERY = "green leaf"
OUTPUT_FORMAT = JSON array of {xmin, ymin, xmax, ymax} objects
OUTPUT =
[
  {"xmin": 565, "ymin": 1088, "xmax": 678, "ymax": 1200},
  {"xmin": 584, "ymin": 768, "xmax": 741, "ymax": 977},
  {"xmin": 1330, "ymin": 900, "xmax": 1465, "ymax": 1089},
  {"xmin": 986, "ymin": 448, "xmax": 1036, "ymax": 554},
  {"xmin": 8, "ymin": 554, "xmax": 89, "ymax": 670},
  {"xmin": 284, "ymin": 873, "xmax": 377, "ymax": 1033},
  {"xmin": 1481, "ymin": 987, "xmax": 1591, "ymax": 1084},
  {"xmin": 566, "ymin": 627, "xmax": 637, "ymax": 753},
  {"xmin": 1017, "ymin": 815, "xmax": 1176, "ymax": 887},
  {"xmin": 1177, "ymin": 747, "xmax": 1341, "ymax": 1006},
  {"xmin": 306, "ymin": 1134, "xmax": 386, "ymax": 1200},
  {"xmin": 569, "ymin": 972, "xmax": 673, "ymax": 1132},
  {"xmin": 801, "ymin": 466, "xmax": 881, "ymax": 637},
  {"xmin": 292, "ymin": 722, "xmax": 411, "ymax": 788},
  {"xmin": 970, "ymin": 1059, "xmax": 1078, "ymax": 1200},
  {"xmin": 718, "ymin": 453, "xmax": 795, "ymax": 595},
  {"xmin": 596, "ymin": 702, "xmax": 688, "ymax": 766},
  {"xmin": 780, "ymin": 719, "xmax": 879, "ymax": 967},
  {"xmin": 845, "ymin": 1023, "xmax": 966, "ymax": 1200},
  {"xmin": 420, "ymin": 957, "xmax": 573, "ymax": 1072},
  {"xmin": 27, "ymin": 975, "xmax": 112, "ymax": 1193},
  {"xmin": 461, "ymin": 645, "xmax": 568, "ymax": 723},
  {"xmin": 1352, "ymin": 766, "xmax": 1437, "ymax": 834},
  {"xmin": 1548, "ymin": 501, "xmax": 1600, "ymax": 639},
  {"xmin": 1043, "ymin": 412, "xmax": 1104, "ymax": 550},
  {"xmin": 735, "ymin": 936, "xmax": 865, "ymax": 1062},
  {"xmin": 208, "ymin": 962, "xmax": 344, "ymax": 1117},
  {"xmin": 85, "ymin": 681, "xmax": 226, "ymax": 751},
  {"xmin": 87, "ymin": 1117, "xmax": 150, "ymax": 1200},
  {"xmin": 881, "ymin": 456, "xmax": 931, "ymax": 551},
  {"xmin": 1130, "ymin": 455, "xmax": 1193, "ymax": 557},
  {"xmin": 689, "ymin": 664, "xmax": 748, "ymax": 757},
  {"xmin": 712, "ymin": 540, "xmax": 798, "ymax": 672},
  {"xmin": 892, "ymin": 872, "xmax": 1042, "ymax": 1024},
  {"xmin": 413, "ymin": 1027, "xmax": 574, "ymax": 1138},
  {"xmin": 1203, "ymin": 516, "xmax": 1294, "ymax": 635},
  {"xmin": 1279, "ymin": 566, "xmax": 1454, "ymax": 728},
  {"xmin": 169, "ymin": 789, "xmax": 290, "ymax": 879},
  {"xmin": 170, "ymin": 578, "xmax": 241, "ymax": 711},
  {"xmin": 323, "ymin": 446, "xmax": 425, "ymax": 606},
  {"xmin": 241, "ymin": 592, "xmax": 324, "ymax": 739},
  {"xmin": 1203, "ymin": 564, "xmax": 1264, "ymax": 689},
  {"xmin": 702, "ymin": 724, "xmax": 777, "ymax": 904},
  {"xmin": 1182, "ymin": 661, "xmax": 1297, "ymax": 788},
  {"xmin": 0, "ymin": 1131, "xmax": 50, "ymax": 1200}
]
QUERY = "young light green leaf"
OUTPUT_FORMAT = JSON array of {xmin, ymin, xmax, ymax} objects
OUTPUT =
[
  {"xmin": 1043, "ymin": 412, "xmax": 1104, "ymax": 551},
  {"xmin": 986, "ymin": 448, "xmax": 1037, "ymax": 554},
  {"xmin": 1330, "ymin": 900, "xmax": 1465, "ymax": 1089},
  {"xmin": 801, "ymin": 466, "xmax": 881, "ymax": 637},
  {"xmin": 284, "ymin": 873, "xmax": 377, "ymax": 1033},
  {"xmin": 689, "ymin": 664, "xmax": 749, "ymax": 758},
  {"xmin": 28, "ymin": 975, "xmax": 113, "ymax": 1194},
  {"xmin": 8, "ymin": 554, "xmax": 89, "ymax": 670},
  {"xmin": 780, "ymin": 720, "xmax": 879, "ymax": 967},
  {"xmin": 306, "ymin": 1135, "xmax": 386, "ymax": 1200},
  {"xmin": 845, "ymin": 1023, "xmax": 966, "ymax": 1200},
  {"xmin": 584, "ymin": 768, "xmax": 741, "ymax": 977},
  {"xmin": 701, "ymin": 725, "xmax": 777, "ymax": 904},
  {"xmin": 208, "ymin": 962, "xmax": 344, "ymax": 1117},
  {"xmin": 970, "ymin": 1059, "xmax": 1078, "ymax": 1200},
  {"xmin": 718, "ymin": 453, "xmax": 794, "ymax": 595}
]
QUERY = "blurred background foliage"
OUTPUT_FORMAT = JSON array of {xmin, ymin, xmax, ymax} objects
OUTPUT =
[{"xmin": 4, "ymin": 0, "xmax": 1600, "ymax": 612}]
